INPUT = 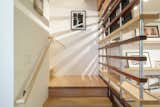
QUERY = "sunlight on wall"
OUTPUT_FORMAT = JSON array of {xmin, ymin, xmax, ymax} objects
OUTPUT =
[
  {"xmin": 82, "ymin": 55, "xmax": 98, "ymax": 76},
  {"xmin": 49, "ymin": 0, "xmax": 98, "ymax": 76}
]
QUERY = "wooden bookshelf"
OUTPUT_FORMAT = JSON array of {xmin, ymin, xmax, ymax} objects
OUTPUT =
[
  {"xmin": 98, "ymin": 0, "xmax": 160, "ymax": 105},
  {"xmin": 102, "ymin": 0, "xmax": 121, "ymax": 23},
  {"xmin": 143, "ymin": 40, "xmax": 160, "ymax": 46},
  {"xmin": 98, "ymin": 14, "xmax": 159, "ymax": 46},
  {"xmin": 121, "ymin": 40, "xmax": 160, "ymax": 47},
  {"xmin": 100, "ymin": 70, "xmax": 160, "ymax": 104},
  {"xmin": 124, "ymin": 67, "xmax": 160, "ymax": 77},
  {"xmin": 121, "ymin": 81, "xmax": 160, "ymax": 104}
]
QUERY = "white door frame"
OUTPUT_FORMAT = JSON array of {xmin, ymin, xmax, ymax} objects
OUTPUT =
[{"xmin": 0, "ymin": 0, "xmax": 14, "ymax": 107}]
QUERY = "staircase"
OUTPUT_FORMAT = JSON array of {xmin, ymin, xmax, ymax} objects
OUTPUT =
[{"xmin": 43, "ymin": 76, "xmax": 112, "ymax": 107}]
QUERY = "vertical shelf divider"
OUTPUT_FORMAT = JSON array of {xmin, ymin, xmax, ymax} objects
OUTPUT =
[{"xmin": 139, "ymin": 0, "xmax": 144, "ymax": 107}]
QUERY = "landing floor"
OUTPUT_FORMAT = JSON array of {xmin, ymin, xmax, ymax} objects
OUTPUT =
[{"xmin": 49, "ymin": 76, "xmax": 107, "ymax": 87}]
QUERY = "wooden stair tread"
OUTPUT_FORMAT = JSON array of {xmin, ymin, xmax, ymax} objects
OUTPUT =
[
  {"xmin": 44, "ymin": 97, "xmax": 112, "ymax": 107},
  {"xmin": 49, "ymin": 76, "xmax": 107, "ymax": 88}
]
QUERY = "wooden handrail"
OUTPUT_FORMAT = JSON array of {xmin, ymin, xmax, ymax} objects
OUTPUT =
[
  {"xmin": 98, "ymin": 0, "xmax": 105, "ymax": 11},
  {"xmin": 99, "ymin": 36, "xmax": 147, "ymax": 49},
  {"xmin": 98, "ymin": 55, "xmax": 147, "ymax": 61},
  {"xmin": 16, "ymin": 37, "xmax": 53, "ymax": 104},
  {"xmin": 99, "ymin": 62, "xmax": 147, "ymax": 83}
]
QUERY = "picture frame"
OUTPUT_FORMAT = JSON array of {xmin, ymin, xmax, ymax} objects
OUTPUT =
[
  {"xmin": 144, "ymin": 26, "xmax": 160, "ymax": 38},
  {"xmin": 126, "ymin": 52, "xmax": 152, "ymax": 68},
  {"xmin": 71, "ymin": 10, "xmax": 86, "ymax": 30}
]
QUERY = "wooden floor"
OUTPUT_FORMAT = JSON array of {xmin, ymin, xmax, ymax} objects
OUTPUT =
[
  {"xmin": 44, "ymin": 97, "xmax": 112, "ymax": 107},
  {"xmin": 49, "ymin": 76, "xmax": 107, "ymax": 87},
  {"xmin": 45, "ymin": 76, "xmax": 111, "ymax": 107}
]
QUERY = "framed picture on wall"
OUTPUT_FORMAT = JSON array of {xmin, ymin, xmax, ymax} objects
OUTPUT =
[
  {"xmin": 126, "ymin": 52, "xmax": 152, "ymax": 67},
  {"xmin": 144, "ymin": 26, "xmax": 160, "ymax": 38},
  {"xmin": 71, "ymin": 10, "xmax": 86, "ymax": 30}
]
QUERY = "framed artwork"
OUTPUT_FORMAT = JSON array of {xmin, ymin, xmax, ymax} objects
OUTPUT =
[
  {"xmin": 144, "ymin": 26, "xmax": 160, "ymax": 38},
  {"xmin": 71, "ymin": 10, "xmax": 86, "ymax": 30},
  {"xmin": 126, "ymin": 52, "xmax": 152, "ymax": 67}
]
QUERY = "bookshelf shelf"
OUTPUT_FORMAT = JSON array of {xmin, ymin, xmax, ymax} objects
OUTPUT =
[
  {"xmin": 98, "ymin": 14, "xmax": 159, "ymax": 46},
  {"xmin": 97, "ymin": 0, "xmax": 160, "ymax": 105},
  {"xmin": 100, "ymin": 70, "xmax": 160, "ymax": 104}
]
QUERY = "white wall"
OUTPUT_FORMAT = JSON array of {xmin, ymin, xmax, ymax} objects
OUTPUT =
[
  {"xmin": 143, "ymin": 0, "xmax": 160, "ymax": 13},
  {"xmin": 49, "ymin": 0, "xmax": 99, "ymax": 76},
  {"xmin": 14, "ymin": 0, "xmax": 49, "ymax": 107},
  {"xmin": 0, "ymin": 0, "xmax": 14, "ymax": 107},
  {"xmin": 43, "ymin": 0, "xmax": 50, "ymax": 20}
]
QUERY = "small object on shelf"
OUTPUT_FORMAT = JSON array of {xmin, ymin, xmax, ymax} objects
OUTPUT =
[
  {"xmin": 110, "ymin": 20, "xmax": 120, "ymax": 33},
  {"xmin": 121, "ymin": 0, "xmax": 133, "ymax": 25},
  {"xmin": 144, "ymin": 25, "xmax": 160, "ymax": 38},
  {"xmin": 122, "ymin": 11, "xmax": 132, "ymax": 25},
  {"xmin": 121, "ymin": 0, "xmax": 132, "ymax": 24},
  {"xmin": 121, "ymin": 0, "xmax": 130, "ymax": 9}
]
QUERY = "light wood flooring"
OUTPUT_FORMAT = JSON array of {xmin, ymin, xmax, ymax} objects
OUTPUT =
[{"xmin": 49, "ymin": 76, "xmax": 107, "ymax": 87}]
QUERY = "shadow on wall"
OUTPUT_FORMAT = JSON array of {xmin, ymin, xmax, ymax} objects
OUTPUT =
[
  {"xmin": 50, "ymin": 26, "xmax": 98, "ymax": 76},
  {"xmin": 52, "ymin": 27, "xmax": 98, "ymax": 64},
  {"xmin": 50, "ymin": 22, "xmax": 98, "ymax": 38},
  {"xmin": 53, "ymin": 43, "xmax": 98, "ymax": 76},
  {"xmin": 50, "ymin": 15, "xmax": 98, "ymax": 21},
  {"xmin": 50, "ymin": 24, "xmax": 98, "ymax": 56},
  {"xmin": 82, "ymin": 55, "xmax": 98, "ymax": 76},
  {"xmin": 53, "ymin": 33, "xmax": 97, "ymax": 75},
  {"xmin": 49, "ymin": 1, "xmax": 99, "ymax": 76}
]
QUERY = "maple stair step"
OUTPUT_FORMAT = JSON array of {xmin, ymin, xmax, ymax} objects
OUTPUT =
[{"xmin": 43, "ymin": 97, "xmax": 112, "ymax": 107}]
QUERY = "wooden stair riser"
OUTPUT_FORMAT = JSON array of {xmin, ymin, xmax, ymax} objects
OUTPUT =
[
  {"xmin": 49, "ymin": 87, "xmax": 108, "ymax": 97},
  {"xmin": 45, "ymin": 105, "xmax": 111, "ymax": 107}
]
